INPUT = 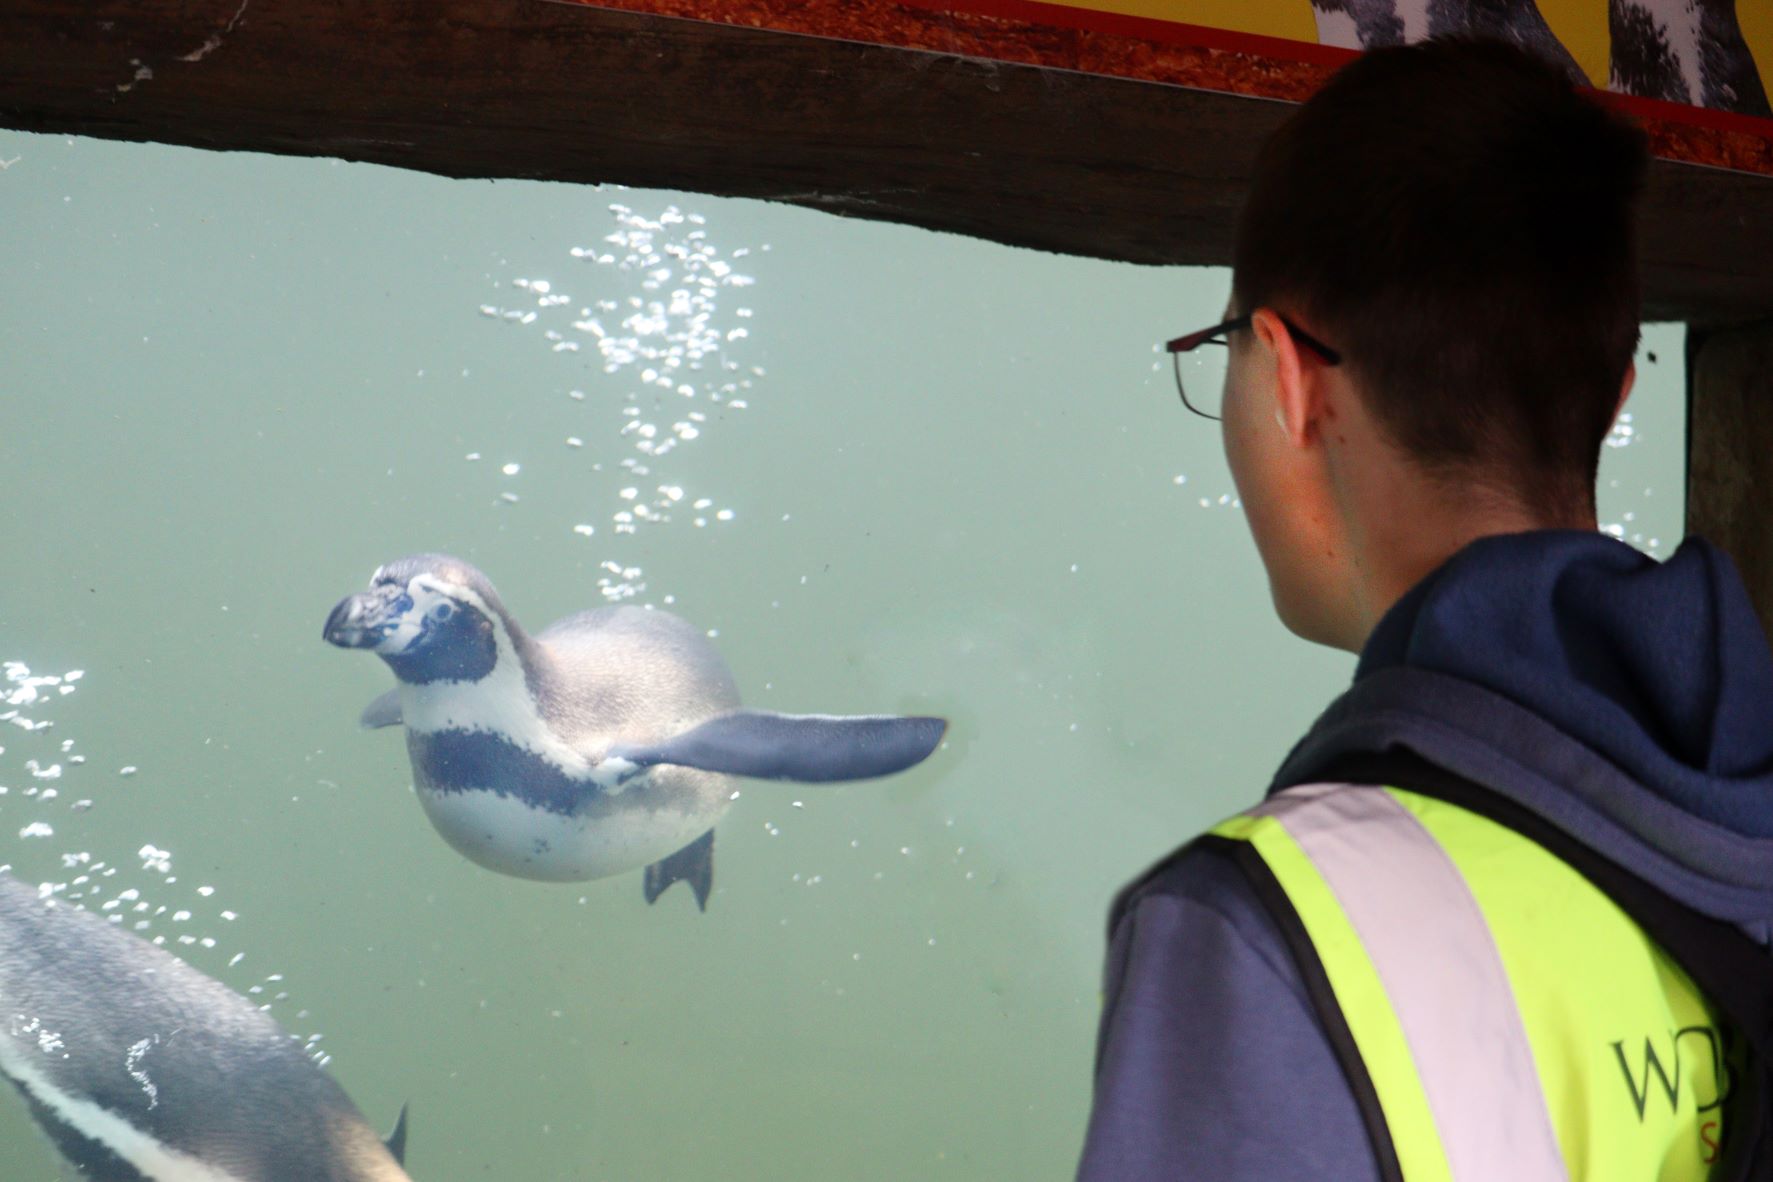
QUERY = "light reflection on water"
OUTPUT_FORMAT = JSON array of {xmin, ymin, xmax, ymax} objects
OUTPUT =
[{"xmin": 470, "ymin": 201, "xmax": 765, "ymax": 608}]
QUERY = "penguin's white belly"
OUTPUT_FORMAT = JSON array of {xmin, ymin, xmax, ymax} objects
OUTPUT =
[{"xmin": 414, "ymin": 780, "xmax": 726, "ymax": 883}]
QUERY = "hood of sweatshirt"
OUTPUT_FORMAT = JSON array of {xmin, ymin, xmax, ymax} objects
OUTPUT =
[{"xmin": 1273, "ymin": 530, "xmax": 1773, "ymax": 940}]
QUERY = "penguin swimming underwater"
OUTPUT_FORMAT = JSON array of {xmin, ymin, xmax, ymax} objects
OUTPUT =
[
  {"xmin": 0, "ymin": 872, "xmax": 410, "ymax": 1181},
  {"xmin": 323, "ymin": 554, "xmax": 947, "ymax": 908}
]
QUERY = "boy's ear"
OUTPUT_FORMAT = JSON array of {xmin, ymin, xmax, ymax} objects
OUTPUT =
[{"xmin": 1251, "ymin": 308, "xmax": 1316, "ymax": 446}]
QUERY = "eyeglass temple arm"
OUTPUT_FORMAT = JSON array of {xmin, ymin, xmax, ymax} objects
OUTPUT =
[{"xmin": 1164, "ymin": 315, "xmax": 1341, "ymax": 365}]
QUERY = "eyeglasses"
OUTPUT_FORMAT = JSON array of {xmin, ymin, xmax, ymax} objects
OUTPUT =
[{"xmin": 1164, "ymin": 314, "xmax": 1343, "ymax": 421}]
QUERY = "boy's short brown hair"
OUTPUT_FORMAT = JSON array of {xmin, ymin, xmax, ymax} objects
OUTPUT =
[{"xmin": 1233, "ymin": 38, "xmax": 1648, "ymax": 518}]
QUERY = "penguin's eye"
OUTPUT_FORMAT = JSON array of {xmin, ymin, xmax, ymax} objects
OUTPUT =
[{"xmin": 428, "ymin": 601, "xmax": 457, "ymax": 623}]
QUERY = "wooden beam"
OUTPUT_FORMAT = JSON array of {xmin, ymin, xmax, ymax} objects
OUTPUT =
[
  {"xmin": 3, "ymin": 0, "xmax": 1773, "ymax": 324},
  {"xmin": 1688, "ymin": 321, "xmax": 1773, "ymax": 640}
]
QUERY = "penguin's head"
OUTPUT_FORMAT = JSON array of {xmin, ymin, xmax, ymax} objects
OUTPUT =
[{"xmin": 323, "ymin": 554, "xmax": 512, "ymax": 684}]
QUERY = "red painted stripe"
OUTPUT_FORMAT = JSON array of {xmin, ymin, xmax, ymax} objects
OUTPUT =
[{"xmin": 892, "ymin": 0, "xmax": 1359, "ymax": 68}]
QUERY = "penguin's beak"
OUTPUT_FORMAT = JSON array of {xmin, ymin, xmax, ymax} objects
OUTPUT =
[{"xmin": 323, "ymin": 590, "xmax": 397, "ymax": 649}]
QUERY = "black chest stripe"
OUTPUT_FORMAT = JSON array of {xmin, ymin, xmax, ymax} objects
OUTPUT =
[{"xmin": 411, "ymin": 729, "xmax": 593, "ymax": 816}]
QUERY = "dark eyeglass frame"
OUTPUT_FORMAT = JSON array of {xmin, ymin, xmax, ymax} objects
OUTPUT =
[{"xmin": 1164, "ymin": 314, "xmax": 1343, "ymax": 421}]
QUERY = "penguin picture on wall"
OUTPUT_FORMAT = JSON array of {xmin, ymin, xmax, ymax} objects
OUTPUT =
[
  {"xmin": 1307, "ymin": 0, "xmax": 1771, "ymax": 117},
  {"xmin": 323, "ymin": 554, "xmax": 948, "ymax": 909},
  {"xmin": 1309, "ymin": 0, "xmax": 1583, "ymax": 77},
  {"xmin": 1608, "ymin": 0, "xmax": 1770, "ymax": 115}
]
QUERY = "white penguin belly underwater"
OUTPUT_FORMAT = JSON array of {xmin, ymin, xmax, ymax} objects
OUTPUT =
[{"xmin": 324, "ymin": 554, "xmax": 946, "ymax": 908}]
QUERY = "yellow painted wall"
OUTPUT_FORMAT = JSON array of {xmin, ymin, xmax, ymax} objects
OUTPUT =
[
  {"xmin": 1536, "ymin": 0, "xmax": 1607, "ymax": 86},
  {"xmin": 1047, "ymin": 0, "xmax": 1318, "ymax": 43},
  {"xmin": 1741, "ymin": 3, "xmax": 1773, "ymax": 98}
]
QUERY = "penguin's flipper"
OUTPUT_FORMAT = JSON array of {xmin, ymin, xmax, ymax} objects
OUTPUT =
[
  {"xmin": 359, "ymin": 689, "xmax": 403, "ymax": 730},
  {"xmin": 385, "ymin": 1103, "xmax": 410, "ymax": 1165},
  {"xmin": 644, "ymin": 829, "xmax": 714, "ymax": 911},
  {"xmin": 610, "ymin": 711, "xmax": 947, "ymax": 783}
]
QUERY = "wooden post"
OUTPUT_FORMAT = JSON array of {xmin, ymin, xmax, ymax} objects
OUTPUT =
[{"xmin": 1687, "ymin": 321, "xmax": 1773, "ymax": 638}]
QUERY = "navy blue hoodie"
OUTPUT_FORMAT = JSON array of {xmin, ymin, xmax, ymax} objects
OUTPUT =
[{"xmin": 1078, "ymin": 530, "xmax": 1773, "ymax": 1179}]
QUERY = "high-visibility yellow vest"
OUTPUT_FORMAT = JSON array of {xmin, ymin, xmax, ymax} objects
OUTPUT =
[{"xmin": 1212, "ymin": 783, "xmax": 1736, "ymax": 1181}]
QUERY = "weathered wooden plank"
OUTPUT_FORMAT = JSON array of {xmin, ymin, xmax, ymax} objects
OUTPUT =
[
  {"xmin": 2, "ymin": 0, "xmax": 1772, "ymax": 324},
  {"xmin": 1688, "ymin": 322, "xmax": 1773, "ymax": 639}
]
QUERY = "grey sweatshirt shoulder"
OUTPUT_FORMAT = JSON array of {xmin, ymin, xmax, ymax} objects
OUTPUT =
[{"xmin": 1077, "ymin": 839, "xmax": 1381, "ymax": 1181}]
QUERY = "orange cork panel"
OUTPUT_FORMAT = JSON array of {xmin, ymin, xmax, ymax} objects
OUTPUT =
[
  {"xmin": 557, "ymin": 0, "xmax": 1773, "ymax": 176},
  {"xmin": 1601, "ymin": 92, "xmax": 1773, "ymax": 176}
]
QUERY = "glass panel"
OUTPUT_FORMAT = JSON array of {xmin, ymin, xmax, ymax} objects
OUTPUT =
[{"xmin": 0, "ymin": 132, "xmax": 1684, "ymax": 1179}]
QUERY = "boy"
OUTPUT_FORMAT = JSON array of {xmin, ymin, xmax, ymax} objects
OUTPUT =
[{"xmin": 1080, "ymin": 38, "xmax": 1771, "ymax": 1180}]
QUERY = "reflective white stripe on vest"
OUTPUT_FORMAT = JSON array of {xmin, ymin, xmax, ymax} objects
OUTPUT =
[{"xmin": 1257, "ymin": 784, "xmax": 1568, "ymax": 1182}]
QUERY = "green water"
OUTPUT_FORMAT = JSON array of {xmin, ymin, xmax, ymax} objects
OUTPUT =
[{"xmin": 0, "ymin": 130, "xmax": 1685, "ymax": 1179}]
